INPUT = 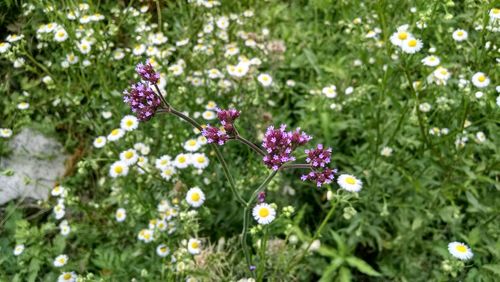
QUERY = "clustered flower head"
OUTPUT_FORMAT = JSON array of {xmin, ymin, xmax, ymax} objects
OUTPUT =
[
  {"xmin": 123, "ymin": 82, "xmax": 162, "ymax": 121},
  {"xmin": 305, "ymin": 144, "xmax": 331, "ymax": 168},
  {"xmin": 262, "ymin": 125, "xmax": 311, "ymax": 170},
  {"xmin": 301, "ymin": 168, "xmax": 337, "ymax": 187},
  {"xmin": 216, "ymin": 108, "xmax": 240, "ymax": 135},
  {"xmin": 202, "ymin": 108, "xmax": 241, "ymax": 145},
  {"xmin": 202, "ymin": 125, "xmax": 229, "ymax": 145},
  {"xmin": 135, "ymin": 61, "xmax": 160, "ymax": 84}
]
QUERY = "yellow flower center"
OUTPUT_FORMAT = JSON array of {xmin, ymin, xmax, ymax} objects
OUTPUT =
[
  {"xmin": 191, "ymin": 241, "xmax": 199, "ymax": 249},
  {"xmin": 111, "ymin": 129, "xmax": 120, "ymax": 135},
  {"xmin": 124, "ymin": 151, "xmax": 134, "ymax": 159},
  {"xmin": 58, "ymin": 258, "xmax": 66, "ymax": 263},
  {"xmin": 114, "ymin": 166, "xmax": 123, "ymax": 174},
  {"xmin": 493, "ymin": 8, "xmax": 500, "ymax": 14},
  {"xmin": 408, "ymin": 39, "xmax": 417, "ymax": 47},
  {"xmin": 57, "ymin": 31, "xmax": 65, "ymax": 37},
  {"xmin": 197, "ymin": 156, "xmax": 205, "ymax": 163},
  {"xmin": 63, "ymin": 273, "xmax": 72, "ymax": 279},
  {"xmin": 345, "ymin": 177, "xmax": 356, "ymax": 185},
  {"xmin": 160, "ymin": 246, "xmax": 167, "ymax": 252},
  {"xmin": 457, "ymin": 31, "xmax": 464, "ymax": 36},
  {"xmin": 398, "ymin": 32, "xmax": 408, "ymax": 40},
  {"xmin": 478, "ymin": 75, "xmax": 486, "ymax": 82},
  {"xmin": 258, "ymin": 208, "xmax": 270, "ymax": 218},
  {"xmin": 126, "ymin": 120, "xmax": 133, "ymax": 126},
  {"xmin": 188, "ymin": 140, "xmax": 196, "ymax": 146},
  {"xmin": 456, "ymin": 245, "xmax": 467, "ymax": 253},
  {"xmin": 191, "ymin": 192, "xmax": 200, "ymax": 201},
  {"xmin": 178, "ymin": 156, "xmax": 186, "ymax": 163}
]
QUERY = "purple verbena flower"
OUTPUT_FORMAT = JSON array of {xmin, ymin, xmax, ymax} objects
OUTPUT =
[
  {"xmin": 136, "ymin": 61, "xmax": 160, "ymax": 84},
  {"xmin": 123, "ymin": 82, "xmax": 162, "ymax": 121},
  {"xmin": 301, "ymin": 168, "xmax": 337, "ymax": 187},
  {"xmin": 216, "ymin": 108, "xmax": 240, "ymax": 135},
  {"xmin": 257, "ymin": 192, "xmax": 266, "ymax": 203},
  {"xmin": 262, "ymin": 125, "xmax": 310, "ymax": 170},
  {"xmin": 305, "ymin": 144, "xmax": 332, "ymax": 167},
  {"xmin": 202, "ymin": 125, "xmax": 229, "ymax": 145}
]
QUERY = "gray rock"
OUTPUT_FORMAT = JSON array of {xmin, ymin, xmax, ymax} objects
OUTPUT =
[{"xmin": 0, "ymin": 128, "xmax": 68, "ymax": 205}]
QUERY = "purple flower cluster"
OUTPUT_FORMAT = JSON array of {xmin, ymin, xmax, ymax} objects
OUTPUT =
[
  {"xmin": 301, "ymin": 144, "xmax": 336, "ymax": 187},
  {"xmin": 217, "ymin": 108, "xmax": 240, "ymax": 135},
  {"xmin": 301, "ymin": 168, "xmax": 337, "ymax": 187},
  {"xmin": 202, "ymin": 108, "xmax": 241, "ymax": 145},
  {"xmin": 123, "ymin": 82, "xmax": 162, "ymax": 121},
  {"xmin": 202, "ymin": 125, "xmax": 229, "ymax": 145},
  {"xmin": 305, "ymin": 144, "xmax": 332, "ymax": 167},
  {"xmin": 136, "ymin": 61, "xmax": 160, "ymax": 84},
  {"xmin": 262, "ymin": 125, "xmax": 312, "ymax": 170}
]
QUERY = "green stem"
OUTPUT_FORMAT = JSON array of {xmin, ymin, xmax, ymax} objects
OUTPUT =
[
  {"xmin": 257, "ymin": 228, "xmax": 269, "ymax": 281},
  {"xmin": 241, "ymin": 170, "xmax": 279, "ymax": 278},
  {"xmin": 286, "ymin": 199, "xmax": 336, "ymax": 272}
]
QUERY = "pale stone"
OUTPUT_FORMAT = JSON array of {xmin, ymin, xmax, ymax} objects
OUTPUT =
[{"xmin": 0, "ymin": 128, "xmax": 68, "ymax": 205}]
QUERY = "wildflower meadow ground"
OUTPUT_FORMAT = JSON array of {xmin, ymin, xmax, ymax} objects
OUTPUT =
[{"xmin": 1, "ymin": 0, "xmax": 499, "ymax": 281}]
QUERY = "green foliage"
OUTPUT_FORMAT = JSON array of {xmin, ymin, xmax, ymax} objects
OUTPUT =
[{"xmin": 0, "ymin": 0, "xmax": 499, "ymax": 281}]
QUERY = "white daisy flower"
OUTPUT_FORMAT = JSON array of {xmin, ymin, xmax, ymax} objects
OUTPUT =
[
  {"xmin": 137, "ymin": 229, "xmax": 154, "ymax": 243},
  {"xmin": 448, "ymin": 242, "xmax": 473, "ymax": 260},
  {"xmin": 107, "ymin": 128, "xmax": 125, "ymax": 142},
  {"xmin": 119, "ymin": 149, "xmax": 139, "ymax": 166},
  {"xmin": 0, "ymin": 42, "xmax": 11, "ymax": 53},
  {"xmin": 93, "ymin": 136, "xmax": 106, "ymax": 148},
  {"xmin": 17, "ymin": 102, "xmax": 29, "ymax": 110},
  {"xmin": 53, "ymin": 254, "xmax": 69, "ymax": 267},
  {"xmin": 187, "ymin": 238, "xmax": 202, "ymax": 255},
  {"xmin": 109, "ymin": 161, "xmax": 129, "ymax": 178},
  {"xmin": 132, "ymin": 44, "xmax": 146, "ymax": 56},
  {"xmin": 380, "ymin": 146, "xmax": 393, "ymax": 157},
  {"xmin": 58, "ymin": 272, "xmax": 77, "ymax": 282},
  {"xmin": 401, "ymin": 38, "xmax": 423, "ymax": 54},
  {"xmin": 433, "ymin": 67, "xmax": 451, "ymax": 82},
  {"xmin": 120, "ymin": 115, "xmax": 139, "ymax": 131},
  {"xmin": 197, "ymin": 135, "xmax": 208, "ymax": 145},
  {"xmin": 490, "ymin": 8, "xmax": 500, "ymax": 20},
  {"xmin": 337, "ymin": 174, "xmax": 363, "ymax": 192},
  {"xmin": 60, "ymin": 221, "xmax": 71, "ymax": 236},
  {"xmin": 115, "ymin": 208, "xmax": 126, "ymax": 222},
  {"xmin": 257, "ymin": 73, "xmax": 273, "ymax": 87},
  {"xmin": 156, "ymin": 220, "xmax": 168, "ymax": 231},
  {"xmin": 452, "ymin": 29, "xmax": 468, "ymax": 42},
  {"xmin": 421, "ymin": 55, "xmax": 440, "ymax": 67},
  {"xmin": 252, "ymin": 203, "xmax": 276, "ymax": 225},
  {"xmin": 322, "ymin": 85, "xmax": 337, "ymax": 98},
  {"xmin": 186, "ymin": 187, "xmax": 206, "ymax": 208},
  {"xmin": 205, "ymin": 101, "xmax": 217, "ymax": 110},
  {"xmin": 389, "ymin": 25, "xmax": 412, "ymax": 47},
  {"xmin": 156, "ymin": 244, "xmax": 170, "ymax": 257},
  {"xmin": 6, "ymin": 34, "xmax": 24, "ymax": 42},
  {"xmin": 77, "ymin": 40, "xmax": 92, "ymax": 54},
  {"xmin": 13, "ymin": 244, "xmax": 25, "ymax": 256},
  {"xmin": 53, "ymin": 203, "xmax": 65, "ymax": 220},
  {"xmin": 160, "ymin": 166, "xmax": 176, "ymax": 181},
  {"xmin": 471, "ymin": 72, "xmax": 490, "ymax": 88},
  {"xmin": 0, "ymin": 128, "xmax": 13, "ymax": 138},
  {"xmin": 184, "ymin": 139, "xmax": 201, "ymax": 152},
  {"xmin": 155, "ymin": 155, "xmax": 172, "ymax": 170},
  {"xmin": 174, "ymin": 153, "xmax": 191, "ymax": 168},
  {"xmin": 202, "ymin": 110, "xmax": 216, "ymax": 120},
  {"xmin": 51, "ymin": 185, "xmax": 65, "ymax": 197},
  {"xmin": 54, "ymin": 28, "xmax": 68, "ymax": 42},
  {"xmin": 168, "ymin": 64, "xmax": 184, "ymax": 76},
  {"xmin": 191, "ymin": 153, "xmax": 209, "ymax": 169},
  {"xmin": 66, "ymin": 53, "xmax": 79, "ymax": 64}
]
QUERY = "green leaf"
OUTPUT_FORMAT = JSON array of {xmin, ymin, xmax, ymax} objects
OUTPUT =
[
  {"xmin": 346, "ymin": 257, "xmax": 381, "ymax": 277},
  {"xmin": 339, "ymin": 266, "xmax": 352, "ymax": 282},
  {"xmin": 320, "ymin": 258, "xmax": 344, "ymax": 282},
  {"xmin": 482, "ymin": 264, "xmax": 500, "ymax": 276}
]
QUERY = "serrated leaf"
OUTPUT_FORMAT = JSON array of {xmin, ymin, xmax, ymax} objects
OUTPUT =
[{"xmin": 346, "ymin": 256, "xmax": 381, "ymax": 277}]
